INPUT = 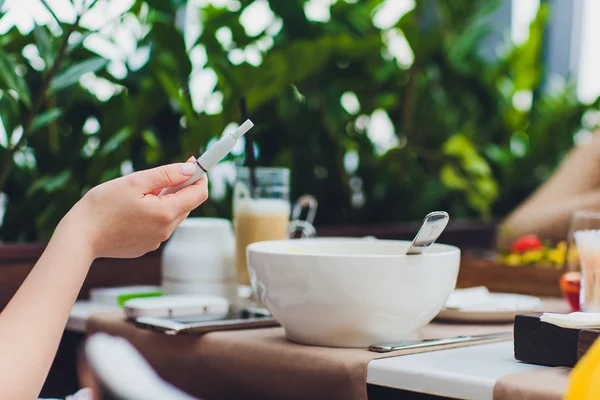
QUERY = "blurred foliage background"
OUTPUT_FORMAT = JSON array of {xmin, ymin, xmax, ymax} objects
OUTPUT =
[{"xmin": 0, "ymin": 0, "xmax": 598, "ymax": 242}]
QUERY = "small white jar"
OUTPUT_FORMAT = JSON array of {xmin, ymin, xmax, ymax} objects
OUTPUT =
[{"xmin": 161, "ymin": 218, "xmax": 237, "ymax": 305}]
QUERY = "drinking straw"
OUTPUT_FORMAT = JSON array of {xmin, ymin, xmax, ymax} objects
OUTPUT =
[{"xmin": 240, "ymin": 97, "xmax": 258, "ymax": 198}]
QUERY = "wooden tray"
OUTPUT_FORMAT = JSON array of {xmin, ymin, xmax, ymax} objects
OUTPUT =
[{"xmin": 457, "ymin": 251, "xmax": 563, "ymax": 297}]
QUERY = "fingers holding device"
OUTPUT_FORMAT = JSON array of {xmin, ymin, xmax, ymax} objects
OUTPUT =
[{"xmin": 160, "ymin": 120, "xmax": 254, "ymax": 196}]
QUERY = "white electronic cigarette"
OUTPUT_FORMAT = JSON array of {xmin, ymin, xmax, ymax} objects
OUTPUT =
[{"xmin": 160, "ymin": 119, "xmax": 254, "ymax": 195}]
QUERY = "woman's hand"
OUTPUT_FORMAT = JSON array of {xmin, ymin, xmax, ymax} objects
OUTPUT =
[
  {"xmin": 0, "ymin": 160, "xmax": 208, "ymax": 399},
  {"xmin": 58, "ymin": 162, "xmax": 208, "ymax": 259}
]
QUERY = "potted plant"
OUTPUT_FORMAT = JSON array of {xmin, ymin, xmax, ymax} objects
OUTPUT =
[
  {"xmin": 0, "ymin": 0, "xmax": 173, "ymax": 304},
  {"xmin": 1, "ymin": 0, "xmax": 599, "ymax": 289}
]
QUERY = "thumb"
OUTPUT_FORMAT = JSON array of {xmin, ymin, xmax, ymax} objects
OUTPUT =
[{"xmin": 134, "ymin": 163, "xmax": 196, "ymax": 193}]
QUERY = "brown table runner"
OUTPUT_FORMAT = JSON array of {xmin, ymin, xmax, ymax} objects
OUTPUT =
[
  {"xmin": 85, "ymin": 298, "xmax": 572, "ymax": 400},
  {"xmin": 494, "ymin": 367, "xmax": 571, "ymax": 400},
  {"xmin": 86, "ymin": 312, "xmax": 512, "ymax": 400}
]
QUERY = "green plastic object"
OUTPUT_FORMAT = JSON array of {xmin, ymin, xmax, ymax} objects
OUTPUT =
[{"xmin": 117, "ymin": 291, "xmax": 163, "ymax": 308}]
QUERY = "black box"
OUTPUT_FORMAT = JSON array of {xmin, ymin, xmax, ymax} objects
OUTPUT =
[{"xmin": 514, "ymin": 313, "xmax": 580, "ymax": 367}]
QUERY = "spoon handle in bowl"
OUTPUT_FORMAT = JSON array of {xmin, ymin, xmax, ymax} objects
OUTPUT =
[{"xmin": 406, "ymin": 211, "xmax": 450, "ymax": 255}]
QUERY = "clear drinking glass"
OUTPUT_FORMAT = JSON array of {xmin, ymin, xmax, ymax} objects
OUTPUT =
[
  {"xmin": 568, "ymin": 211, "xmax": 600, "ymax": 312},
  {"xmin": 233, "ymin": 167, "xmax": 291, "ymax": 291}
]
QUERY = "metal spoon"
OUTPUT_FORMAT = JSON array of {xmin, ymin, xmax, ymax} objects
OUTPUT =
[
  {"xmin": 291, "ymin": 195, "xmax": 318, "ymax": 225},
  {"xmin": 289, "ymin": 194, "xmax": 319, "ymax": 239},
  {"xmin": 406, "ymin": 211, "xmax": 450, "ymax": 255}
]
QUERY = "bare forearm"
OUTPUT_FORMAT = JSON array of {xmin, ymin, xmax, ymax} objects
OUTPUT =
[
  {"xmin": 497, "ymin": 135, "xmax": 600, "ymax": 250},
  {"xmin": 0, "ymin": 161, "xmax": 209, "ymax": 398},
  {"xmin": 497, "ymin": 190, "xmax": 600, "ymax": 250},
  {"xmin": 0, "ymin": 217, "xmax": 93, "ymax": 399}
]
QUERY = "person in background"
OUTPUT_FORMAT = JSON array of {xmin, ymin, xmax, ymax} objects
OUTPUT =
[
  {"xmin": 0, "ymin": 160, "xmax": 208, "ymax": 399},
  {"xmin": 496, "ymin": 132, "xmax": 600, "ymax": 250}
]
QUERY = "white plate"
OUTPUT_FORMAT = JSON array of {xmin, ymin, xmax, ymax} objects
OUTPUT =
[{"xmin": 436, "ymin": 293, "xmax": 542, "ymax": 323}]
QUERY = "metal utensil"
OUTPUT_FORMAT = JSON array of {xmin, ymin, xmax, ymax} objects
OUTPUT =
[
  {"xmin": 291, "ymin": 194, "xmax": 318, "ymax": 225},
  {"xmin": 406, "ymin": 211, "xmax": 450, "ymax": 255},
  {"xmin": 288, "ymin": 220, "xmax": 317, "ymax": 239},
  {"xmin": 368, "ymin": 331, "xmax": 512, "ymax": 353},
  {"xmin": 290, "ymin": 194, "xmax": 318, "ymax": 239}
]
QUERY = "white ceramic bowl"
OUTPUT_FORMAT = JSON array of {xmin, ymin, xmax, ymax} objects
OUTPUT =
[{"xmin": 247, "ymin": 238, "xmax": 460, "ymax": 348}]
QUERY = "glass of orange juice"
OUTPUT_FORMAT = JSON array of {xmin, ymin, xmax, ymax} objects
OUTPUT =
[{"xmin": 233, "ymin": 168, "xmax": 291, "ymax": 290}]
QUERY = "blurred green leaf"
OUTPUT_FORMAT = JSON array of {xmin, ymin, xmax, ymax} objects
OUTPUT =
[
  {"xmin": 27, "ymin": 170, "xmax": 72, "ymax": 195},
  {"xmin": 442, "ymin": 134, "xmax": 476, "ymax": 157},
  {"xmin": 467, "ymin": 192, "xmax": 489, "ymax": 216},
  {"xmin": 0, "ymin": 91, "xmax": 20, "ymax": 137},
  {"xmin": 86, "ymin": 0, "xmax": 101, "ymax": 11},
  {"xmin": 155, "ymin": 71, "xmax": 194, "ymax": 120},
  {"xmin": 67, "ymin": 29, "xmax": 96, "ymax": 54},
  {"xmin": 100, "ymin": 166, "xmax": 122, "ymax": 182},
  {"xmin": 509, "ymin": 130, "xmax": 529, "ymax": 158},
  {"xmin": 267, "ymin": 0, "xmax": 313, "ymax": 39},
  {"xmin": 474, "ymin": 176, "xmax": 499, "ymax": 199},
  {"xmin": 146, "ymin": 21, "xmax": 191, "ymax": 80},
  {"xmin": 241, "ymin": 34, "xmax": 381, "ymax": 111},
  {"xmin": 229, "ymin": 21, "xmax": 255, "ymax": 47},
  {"xmin": 509, "ymin": 3, "xmax": 549, "ymax": 91},
  {"xmin": 484, "ymin": 143, "xmax": 509, "ymax": 164},
  {"xmin": 0, "ymin": 48, "xmax": 32, "ymax": 107},
  {"xmin": 145, "ymin": 0, "xmax": 172, "ymax": 13},
  {"xmin": 39, "ymin": 0, "xmax": 61, "ymax": 26},
  {"xmin": 142, "ymin": 130, "xmax": 160, "ymax": 148},
  {"xmin": 30, "ymin": 108, "xmax": 63, "ymax": 133},
  {"xmin": 440, "ymin": 164, "xmax": 468, "ymax": 190},
  {"xmin": 446, "ymin": 24, "xmax": 491, "ymax": 74},
  {"xmin": 462, "ymin": 155, "xmax": 490, "ymax": 176},
  {"xmin": 141, "ymin": 129, "xmax": 163, "ymax": 163},
  {"xmin": 397, "ymin": 9, "xmax": 438, "ymax": 60},
  {"xmin": 100, "ymin": 127, "xmax": 131, "ymax": 155},
  {"xmin": 49, "ymin": 57, "xmax": 108, "ymax": 93},
  {"xmin": 34, "ymin": 24, "xmax": 54, "ymax": 66},
  {"xmin": 440, "ymin": 131, "xmax": 497, "ymax": 214}
]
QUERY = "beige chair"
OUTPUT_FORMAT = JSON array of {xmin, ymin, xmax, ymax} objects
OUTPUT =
[{"xmin": 84, "ymin": 333, "xmax": 200, "ymax": 400}]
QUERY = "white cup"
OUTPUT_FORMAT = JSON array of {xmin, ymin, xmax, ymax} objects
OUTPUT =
[{"xmin": 161, "ymin": 218, "xmax": 237, "ymax": 305}]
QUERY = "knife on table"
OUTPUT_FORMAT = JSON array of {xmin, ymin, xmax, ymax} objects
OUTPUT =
[{"xmin": 368, "ymin": 331, "xmax": 513, "ymax": 353}]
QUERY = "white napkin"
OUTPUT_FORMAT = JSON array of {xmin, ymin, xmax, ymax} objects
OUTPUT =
[
  {"xmin": 540, "ymin": 312, "xmax": 600, "ymax": 329},
  {"xmin": 445, "ymin": 286, "xmax": 492, "ymax": 310},
  {"xmin": 445, "ymin": 286, "xmax": 541, "ymax": 311}
]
